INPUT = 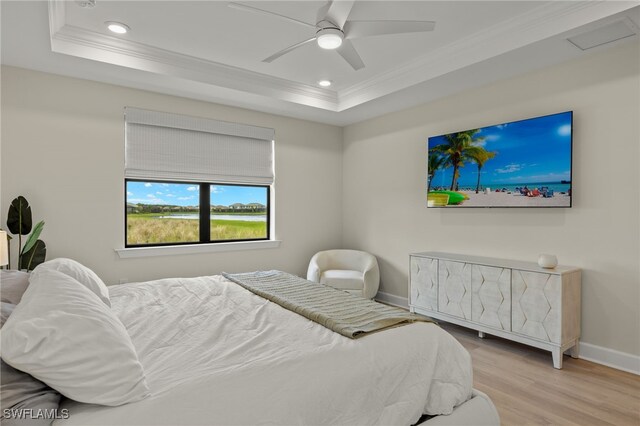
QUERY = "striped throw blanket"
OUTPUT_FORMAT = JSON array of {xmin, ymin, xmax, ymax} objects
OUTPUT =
[{"xmin": 222, "ymin": 270, "xmax": 432, "ymax": 338}]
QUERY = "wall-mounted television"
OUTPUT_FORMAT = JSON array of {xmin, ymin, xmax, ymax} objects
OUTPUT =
[{"xmin": 427, "ymin": 111, "xmax": 573, "ymax": 208}]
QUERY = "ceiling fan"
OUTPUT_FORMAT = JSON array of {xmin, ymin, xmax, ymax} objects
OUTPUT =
[{"xmin": 228, "ymin": 1, "xmax": 436, "ymax": 71}]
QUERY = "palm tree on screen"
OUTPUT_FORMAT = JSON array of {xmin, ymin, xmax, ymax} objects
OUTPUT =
[
  {"xmin": 431, "ymin": 130, "xmax": 485, "ymax": 190},
  {"xmin": 427, "ymin": 152, "xmax": 446, "ymax": 192},
  {"xmin": 468, "ymin": 149, "xmax": 496, "ymax": 193}
]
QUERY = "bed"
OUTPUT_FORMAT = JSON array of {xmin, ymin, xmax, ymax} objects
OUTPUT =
[{"xmin": 2, "ymin": 263, "xmax": 499, "ymax": 425}]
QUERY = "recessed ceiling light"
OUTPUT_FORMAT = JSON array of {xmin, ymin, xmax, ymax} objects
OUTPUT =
[
  {"xmin": 318, "ymin": 80, "xmax": 332, "ymax": 87},
  {"xmin": 75, "ymin": 0, "xmax": 96, "ymax": 8},
  {"xmin": 316, "ymin": 28, "xmax": 343, "ymax": 50},
  {"xmin": 106, "ymin": 22, "xmax": 130, "ymax": 34}
]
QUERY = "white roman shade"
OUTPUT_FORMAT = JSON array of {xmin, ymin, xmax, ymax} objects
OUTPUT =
[{"xmin": 125, "ymin": 107, "xmax": 275, "ymax": 185}]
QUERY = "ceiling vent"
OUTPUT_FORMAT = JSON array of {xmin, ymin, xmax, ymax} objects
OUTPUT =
[{"xmin": 567, "ymin": 19, "xmax": 637, "ymax": 50}]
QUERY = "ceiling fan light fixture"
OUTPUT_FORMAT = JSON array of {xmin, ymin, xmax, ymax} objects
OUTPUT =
[
  {"xmin": 106, "ymin": 21, "xmax": 130, "ymax": 34},
  {"xmin": 316, "ymin": 28, "xmax": 344, "ymax": 50}
]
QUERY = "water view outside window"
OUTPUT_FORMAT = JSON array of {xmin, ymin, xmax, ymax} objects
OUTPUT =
[
  {"xmin": 210, "ymin": 185, "xmax": 268, "ymax": 241},
  {"xmin": 126, "ymin": 182, "xmax": 200, "ymax": 245},
  {"xmin": 126, "ymin": 181, "xmax": 269, "ymax": 246}
]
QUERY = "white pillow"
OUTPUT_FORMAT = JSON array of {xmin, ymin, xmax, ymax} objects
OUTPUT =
[
  {"xmin": 33, "ymin": 258, "xmax": 110, "ymax": 306},
  {"xmin": 1, "ymin": 268, "xmax": 150, "ymax": 406}
]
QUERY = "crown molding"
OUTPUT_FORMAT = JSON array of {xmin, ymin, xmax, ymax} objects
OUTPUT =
[
  {"xmin": 48, "ymin": 0, "xmax": 66, "ymax": 37},
  {"xmin": 48, "ymin": 0, "xmax": 338, "ymax": 111},
  {"xmin": 48, "ymin": 0, "xmax": 637, "ymax": 113}
]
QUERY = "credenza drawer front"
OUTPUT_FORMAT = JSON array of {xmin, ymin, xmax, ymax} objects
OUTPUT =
[
  {"xmin": 438, "ymin": 260, "xmax": 472, "ymax": 320},
  {"xmin": 471, "ymin": 265, "xmax": 511, "ymax": 331},
  {"xmin": 512, "ymin": 270, "xmax": 562, "ymax": 343},
  {"xmin": 410, "ymin": 257, "xmax": 438, "ymax": 311}
]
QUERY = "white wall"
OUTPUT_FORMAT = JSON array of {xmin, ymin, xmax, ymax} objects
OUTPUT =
[
  {"xmin": 2, "ymin": 41, "xmax": 638, "ymax": 362},
  {"xmin": 342, "ymin": 42, "xmax": 640, "ymax": 357},
  {"xmin": 1, "ymin": 66, "xmax": 343, "ymax": 284}
]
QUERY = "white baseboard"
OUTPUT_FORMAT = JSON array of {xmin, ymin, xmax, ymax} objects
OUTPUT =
[
  {"xmin": 375, "ymin": 292, "xmax": 639, "ymax": 375},
  {"xmin": 375, "ymin": 291, "xmax": 409, "ymax": 309},
  {"xmin": 579, "ymin": 342, "xmax": 640, "ymax": 375}
]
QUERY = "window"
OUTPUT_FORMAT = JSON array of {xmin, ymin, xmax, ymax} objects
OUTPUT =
[
  {"xmin": 126, "ymin": 180, "xmax": 269, "ymax": 246},
  {"xmin": 126, "ymin": 181, "xmax": 200, "ymax": 245},
  {"xmin": 124, "ymin": 108, "xmax": 274, "ymax": 248},
  {"xmin": 209, "ymin": 184, "xmax": 269, "ymax": 242}
]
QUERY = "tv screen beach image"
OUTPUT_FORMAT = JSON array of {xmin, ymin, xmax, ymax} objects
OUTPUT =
[{"xmin": 427, "ymin": 111, "xmax": 572, "ymax": 208}]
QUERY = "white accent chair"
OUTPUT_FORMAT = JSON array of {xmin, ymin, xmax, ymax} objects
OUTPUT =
[{"xmin": 306, "ymin": 250, "xmax": 380, "ymax": 299}]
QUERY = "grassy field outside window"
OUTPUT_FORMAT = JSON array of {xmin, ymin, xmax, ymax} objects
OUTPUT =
[{"xmin": 126, "ymin": 181, "xmax": 269, "ymax": 246}]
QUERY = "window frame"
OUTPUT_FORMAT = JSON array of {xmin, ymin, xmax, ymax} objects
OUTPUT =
[{"xmin": 124, "ymin": 178, "xmax": 271, "ymax": 248}]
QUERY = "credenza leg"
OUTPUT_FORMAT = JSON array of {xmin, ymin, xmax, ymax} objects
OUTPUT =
[
  {"xmin": 569, "ymin": 342, "xmax": 580, "ymax": 359},
  {"xmin": 478, "ymin": 331, "xmax": 485, "ymax": 339},
  {"xmin": 552, "ymin": 348, "xmax": 563, "ymax": 369}
]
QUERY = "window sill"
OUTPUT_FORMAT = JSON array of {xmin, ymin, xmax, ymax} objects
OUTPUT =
[{"xmin": 115, "ymin": 240, "xmax": 281, "ymax": 259}]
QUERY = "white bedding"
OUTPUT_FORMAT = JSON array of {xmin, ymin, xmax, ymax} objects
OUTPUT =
[{"xmin": 56, "ymin": 275, "xmax": 472, "ymax": 425}]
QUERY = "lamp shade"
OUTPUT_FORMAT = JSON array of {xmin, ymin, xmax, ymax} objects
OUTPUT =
[{"xmin": 0, "ymin": 230, "xmax": 9, "ymax": 267}]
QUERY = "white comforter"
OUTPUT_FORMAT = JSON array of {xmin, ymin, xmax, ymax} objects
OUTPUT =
[{"xmin": 56, "ymin": 275, "xmax": 472, "ymax": 425}]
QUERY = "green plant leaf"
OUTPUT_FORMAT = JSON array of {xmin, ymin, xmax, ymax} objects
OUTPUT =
[
  {"xmin": 7, "ymin": 196, "xmax": 32, "ymax": 235},
  {"xmin": 19, "ymin": 239, "xmax": 46, "ymax": 271},
  {"xmin": 21, "ymin": 221, "xmax": 45, "ymax": 255}
]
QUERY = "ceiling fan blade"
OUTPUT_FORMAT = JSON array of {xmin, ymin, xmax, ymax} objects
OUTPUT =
[
  {"xmin": 321, "ymin": 0, "xmax": 355, "ymax": 29},
  {"xmin": 344, "ymin": 20, "xmax": 436, "ymax": 39},
  {"xmin": 228, "ymin": 2, "xmax": 317, "ymax": 30},
  {"xmin": 263, "ymin": 37, "xmax": 317, "ymax": 63},
  {"xmin": 337, "ymin": 39, "xmax": 364, "ymax": 71}
]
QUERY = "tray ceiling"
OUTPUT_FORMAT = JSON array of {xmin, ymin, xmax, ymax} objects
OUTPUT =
[{"xmin": 1, "ymin": 1, "xmax": 638, "ymax": 125}]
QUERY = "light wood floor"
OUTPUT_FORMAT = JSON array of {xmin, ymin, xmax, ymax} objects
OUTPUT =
[{"xmin": 441, "ymin": 323, "xmax": 640, "ymax": 426}]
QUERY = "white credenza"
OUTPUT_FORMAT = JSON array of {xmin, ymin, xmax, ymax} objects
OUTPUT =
[{"xmin": 409, "ymin": 252, "xmax": 581, "ymax": 369}]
